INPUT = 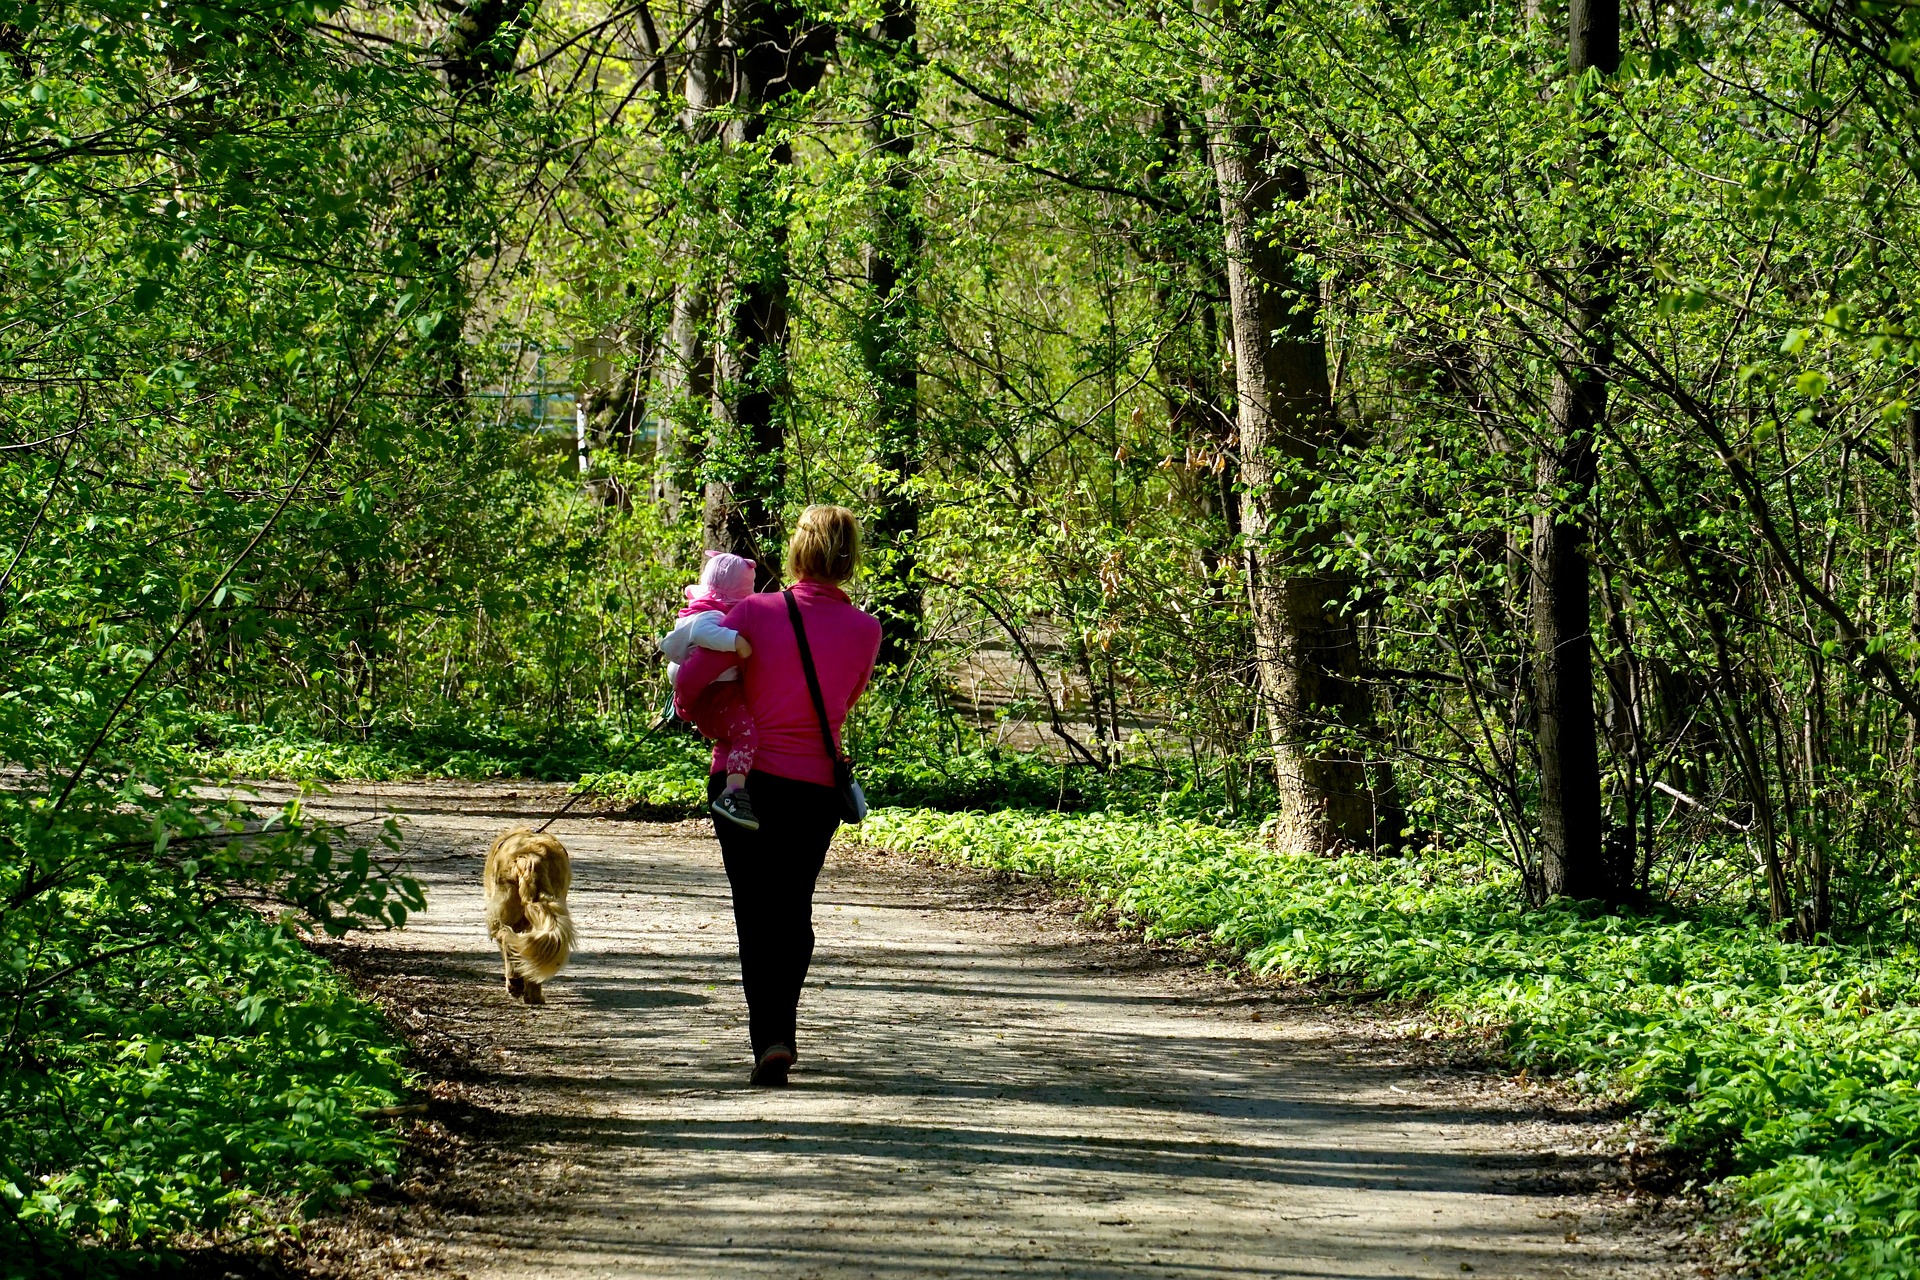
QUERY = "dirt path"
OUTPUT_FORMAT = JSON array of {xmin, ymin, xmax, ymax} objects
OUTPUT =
[{"xmin": 288, "ymin": 782, "xmax": 1692, "ymax": 1280}]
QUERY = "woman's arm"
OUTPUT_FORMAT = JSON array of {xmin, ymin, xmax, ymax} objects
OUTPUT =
[
  {"xmin": 673, "ymin": 599, "xmax": 760, "ymax": 701},
  {"xmin": 674, "ymin": 644, "xmax": 735, "ymax": 701},
  {"xmin": 841, "ymin": 617, "xmax": 884, "ymax": 713},
  {"xmin": 846, "ymin": 660, "xmax": 876, "ymax": 712}
]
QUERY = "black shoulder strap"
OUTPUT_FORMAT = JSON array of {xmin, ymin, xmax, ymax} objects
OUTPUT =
[{"xmin": 785, "ymin": 589, "xmax": 840, "ymax": 762}]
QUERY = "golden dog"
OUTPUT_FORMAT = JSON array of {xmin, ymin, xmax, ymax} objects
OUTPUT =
[{"xmin": 483, "ymin": 829, "xmax": 575, "ymax": 1005}]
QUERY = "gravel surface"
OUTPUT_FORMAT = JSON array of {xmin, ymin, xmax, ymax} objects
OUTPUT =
[{"xmin": 267, "ymin": 781, "xmax": 1703, "ymax": 1280}]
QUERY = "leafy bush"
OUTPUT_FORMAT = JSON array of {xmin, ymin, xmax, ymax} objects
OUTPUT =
[
  {"xmin": 575, "ymin": 735, "xmax": 714, "ymax": 815},
  {"xmin": 0, "ymin": 766, "xmax": 420, "ymax": 1259},
  {"xmin": 861, "ymin": 748, "xmax": 1080, "ymax": 810},
  {"xmin": 853, "ymin": 808, "xmax": 1920, "ymax": 1279},
  {"xmin": 1, "ymin": 901, "xmax": 409, "ymax": 1256},
  {"xmin": 574, "ymin": 764, "xmax": 709, "ymax": 813}
]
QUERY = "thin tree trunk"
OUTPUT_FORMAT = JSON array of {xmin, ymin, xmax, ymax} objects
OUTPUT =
[
  {"xmin": 1802, "ymin": 650, "xmax": 1832, "ymax": 937},
  {"xmin": 1533, "ymin": 0, "xmax": 1618, "ymax": 901},
  {"xmin": 419, "ymin": 0, "xmax": 531, "ymax": 409},
  {"xmin": 579, "ymin": 334, "xmax": 654, "ymax": 511},
  {"xmin": 1201, "ymin": 12, "xmax": 1402, "ymax": 853},
  {"xmin": 1151, "ymin": 104, "xmax": 1238, "ymax": 582},
  {"xmin": 1904, "ymin": 402, "xmax": 1920, "ymax": 832},
  {"xmin": 655, "ymin": 4, "xmax": 721, "ymax": 527},
  {"xmin": 862, "ymin": 0, "xmax": 922, "ymax": 668},
  {"xmin": 657, "ymin": 279, "xmax": 711, "ymax": 524},
  {"xmin": 705, "ymin": 276, "xmax": 790, "ymax": 577}
]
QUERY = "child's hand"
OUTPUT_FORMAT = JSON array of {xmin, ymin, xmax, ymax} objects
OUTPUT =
[{"xmin": 734, "ymin": 636, "xmax": 753, "ymax": 660}]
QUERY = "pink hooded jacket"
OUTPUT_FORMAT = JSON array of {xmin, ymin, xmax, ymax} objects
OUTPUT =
[{"xmin": 673, "ymin": 580, "xmax": 882, "ymax": 787}]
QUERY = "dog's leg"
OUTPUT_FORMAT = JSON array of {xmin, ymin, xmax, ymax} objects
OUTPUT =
[
  {"xmin": 501, "ymin": 940, "xmax": 524, "ymax": 997},
  {"xmin": 523, "ymin": 980, "xmax": 544, "ymax": 1006}
]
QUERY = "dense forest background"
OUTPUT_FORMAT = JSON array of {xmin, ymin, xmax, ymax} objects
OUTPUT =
[{"xmin": 8, "ymin": 0, "xmax": 1920, "ymax": 1273}]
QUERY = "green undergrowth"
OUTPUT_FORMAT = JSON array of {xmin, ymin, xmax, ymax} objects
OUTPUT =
[
  {"xmin": 1, "ymin": 893, "xmax": 409, "ymax": 1268},
  {"xmin": 175, "ymin": 711, "xmax": 1263, "ymax": 821},
  {"xmin": 859, "ymin": 749, "xmax": 1126, "ymax": 811},
  {"xmin": 173, "ymin": 714, "xmax": 682, "ymax": 785},
  {"xmin": 578, "ymin": 735, "xmax": 1266, "ymax": 818},
  {"xmin": 575, "ymin": 745, "xmax": 713, "ymax": 814},
  {"xmin": 853, "ymin": 807, "xmax": 1920, "ymax": 1279}
]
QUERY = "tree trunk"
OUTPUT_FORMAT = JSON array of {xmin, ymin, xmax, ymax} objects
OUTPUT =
[
  {"xmin": 700, "ymin": 0, "xmax": 832, "ymax": 585},
  {"xmin": 1903, "ymin": 402, "xmax": 1920, "ymax": 834},
  {"xmin": 704, "ymin": 277, "xmax": 790, "ymax": 579},
  {"xmin": 654, "ymin": 4, "xmax": 721, "ymax": 527},
  {"xmin": 657, "ymin": 281, "xmax": 711, "ymax": 524},
  {"xmin": 1532, "ymin": 0, "xmax": 1618, "ymax": 901},
  {"xmin": 421, "ymin": 0, "xmax": 531, "ymax": 408},
  {"xmin": 1151, "ymin": 104, "xmax": 1238, "ymax": 581},
  {"xmin": 861, "ymin": 0, "xmax": 922, "ymax": 668},
  {"xmin": 441, "ymin": 0, "xmax": 529, "ymax": 103},
  {"xmin": 577, "ymin": 334, "xmax": 653, "ymax": 511},
  {"xmin": 1201, "ymin": 27, "xmax": 1402, "ymax": 854}
]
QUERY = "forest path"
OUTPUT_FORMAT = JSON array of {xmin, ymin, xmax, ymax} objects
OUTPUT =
[{"xmin": 295, "ymin": 781, "xmax": 1685, "ymax": 1280}]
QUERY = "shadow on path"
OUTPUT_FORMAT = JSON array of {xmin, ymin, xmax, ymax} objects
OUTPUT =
[{"xmin": 292, "ymin": 787, "xmax": 1679, "ymax": 1280}]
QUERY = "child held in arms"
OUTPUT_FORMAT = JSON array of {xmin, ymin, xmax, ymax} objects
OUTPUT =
[{"xmin": 659, "ymin": 552, "xmax": 761, "ymax": 830}]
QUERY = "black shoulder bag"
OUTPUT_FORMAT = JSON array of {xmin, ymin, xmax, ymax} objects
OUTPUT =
[{"xmin": 784, "ymin": 589, "xmax": 868, "ymax": 823}]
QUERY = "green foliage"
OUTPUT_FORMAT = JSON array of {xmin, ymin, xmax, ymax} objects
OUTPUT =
[
  {"xmin": 571, "ymin": 729, "xmax": 719, "ymax": 814},
  {"xmin": 854, "ymin": 808, "xmax": 1920, "ymax": 1277},
  {"xmin": 859, "ymin": 747, "xmax": 1077, "ymax": 811},
  {"xmin": 0, "ymin": 753, "xmax": 422, "ymax": 1252},
  {"xmin": 846, "ymin": 673, "xmax": 1278, "ymax": 817},
  {"xmin": 0, "ymin": 771, "xmax": 415, "ymax": 1254},
  {"xmin": 858, "ymin": 746, "xmax": 1267, "ymax": 817},
  {"xmin": 1, "ymin": 895, "xmax": 408, "ymax": 1254},
  {"xmin": 575, "ymin": 762, "xmax": 710, "ymax": 814},
  {"xmin": 567, "ymin": 701, "xmax": 1263, "ymax": 816},
  {"xmin": 1, "ymin": 0, "xmax": 477, "ymax": 1255},
  {"xmin": 569, "ymin": 738, "xmax": 1072, "ymax": 816}
]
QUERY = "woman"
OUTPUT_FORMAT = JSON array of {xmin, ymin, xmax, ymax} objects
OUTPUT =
[{"xmin": 673, "ymin": 505, "xmax": 882, "ymax": 1086}]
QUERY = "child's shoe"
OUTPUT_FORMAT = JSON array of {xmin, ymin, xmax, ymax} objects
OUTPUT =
[{"xmin": 711, "ymin": 787, "xmax": 760, "ymax": 831}]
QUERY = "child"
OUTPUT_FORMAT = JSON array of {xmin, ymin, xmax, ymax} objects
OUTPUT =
[{"xmin": 659, "ymin": 552, "xmax": 760, "ymax": 830}]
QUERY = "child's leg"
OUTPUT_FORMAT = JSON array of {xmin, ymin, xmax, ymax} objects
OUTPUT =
[
  {"xmin": 687, "ymin": 684, "xmax": 756, "ymax": 791},
  {"xmin": 720, "ymin": 695, "xmax": 758, "ymax": 790}
]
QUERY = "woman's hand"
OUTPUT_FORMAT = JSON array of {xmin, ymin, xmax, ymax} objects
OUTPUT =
[{"xmin": 734, "ymin": 636, "xmax": 753, "ymax": 660}]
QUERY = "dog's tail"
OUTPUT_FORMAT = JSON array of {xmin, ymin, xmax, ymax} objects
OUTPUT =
[
  {"xmin": 505, "ymin": 899, "xmax": 574, "ymax": 983},
  {"xmin": 504, "ymin": 856, "xmax": 575, "ymax": 984}
]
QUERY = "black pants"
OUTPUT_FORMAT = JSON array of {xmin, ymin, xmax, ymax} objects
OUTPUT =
[{"xmin": 708, "ymin": 770, "xmax": 841, "ymax": 1059}]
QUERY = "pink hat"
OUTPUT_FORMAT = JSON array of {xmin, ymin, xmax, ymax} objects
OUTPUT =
[{"xmin": 688, "ymin": 551, "xmax": 756, "ymax": 606}]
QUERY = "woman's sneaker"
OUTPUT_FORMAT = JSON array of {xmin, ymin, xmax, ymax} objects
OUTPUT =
[
  {"xmin": 711, "ymin": 788, "xmax": 760, "ymax": 830},
  {"xmin": 750, "ymin": 1043, "xmax": 794, "ymax": 1086}
]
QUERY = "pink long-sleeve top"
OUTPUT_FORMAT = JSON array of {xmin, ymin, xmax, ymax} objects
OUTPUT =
[{"xmin": 673, "ymin": 580, "xmax": 883, "ymax": 787}]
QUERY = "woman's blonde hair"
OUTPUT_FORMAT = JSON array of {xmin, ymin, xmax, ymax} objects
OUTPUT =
[{"xmin": 785, "ymin": 504, "xmax": 862, "ymax": 584}]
